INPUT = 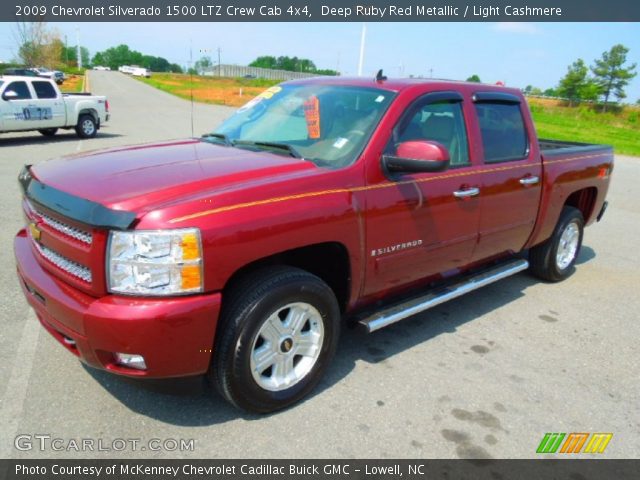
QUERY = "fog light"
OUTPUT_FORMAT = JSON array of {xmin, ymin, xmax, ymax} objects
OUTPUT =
[{"xmin": 114, "ymin": 353, "xmax": 147, "ymax": 370}]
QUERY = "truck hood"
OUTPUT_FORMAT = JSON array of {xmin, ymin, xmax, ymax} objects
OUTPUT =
[{"xmin": 31, "ymin": 139, "xmax": 317, "ymax": 213}]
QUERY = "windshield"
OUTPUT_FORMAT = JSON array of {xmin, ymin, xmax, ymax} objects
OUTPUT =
[{"xmin": 209, "ymin": 84, "xmax": 395, "ymax": 168}]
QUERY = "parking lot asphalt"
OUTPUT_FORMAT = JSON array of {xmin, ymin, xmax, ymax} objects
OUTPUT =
[{"xmin": 0, "ymin": 71, "xmax": 638, "ymax": 459}]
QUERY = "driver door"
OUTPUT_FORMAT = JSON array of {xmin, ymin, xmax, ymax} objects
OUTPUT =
[
  {"xmin": 362, "ymin": 92, "xmax": 482, "ymax": 297},
  {"xmin": 2, "ymin": 80, "xmax": 34, "ymax": 131}
]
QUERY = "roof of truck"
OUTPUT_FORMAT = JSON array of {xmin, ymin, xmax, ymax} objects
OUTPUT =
[
  {"xmin": 0, "ymin": 75, "xmax": 43, "ymax": 81},
  {"xmin": 284, "ymin": 75, "xmax": 522, "ymax": 96}
]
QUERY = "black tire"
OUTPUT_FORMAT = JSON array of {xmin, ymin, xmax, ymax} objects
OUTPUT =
[
  {"xmin": 530, "ymin": 206, "xmax": 584, "ymax": 282},
  {"xmin": 38, "ymin": 128, "xmax": 58, "ymax": 137},
  {"xmin": 210, "ymin": 266, "xmax": 340, "ymax": 413},
  {"xmin": 75, "ymin": 114, "xmax": 97, "ymax": 138}
]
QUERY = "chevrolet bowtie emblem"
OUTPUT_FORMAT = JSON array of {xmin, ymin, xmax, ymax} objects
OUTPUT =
[{"xmin": 29, "ymin": 222, "xmax": 41, "ymax": 241}]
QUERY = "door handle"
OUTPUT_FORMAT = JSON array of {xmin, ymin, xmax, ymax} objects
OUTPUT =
[
  {"xmin": 453, "ymin": 187, "xmax": 480, "ymax": 198},
  {"xmin": 519, "ymin": 175, "xmax": 540, "ymax": 186}
]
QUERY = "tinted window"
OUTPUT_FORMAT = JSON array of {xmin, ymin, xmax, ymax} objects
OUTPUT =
[
  {"xmin": 5, "ymin": 81, "xmax": 31, "ymax": 100},
  {"xmin": 33, "ymin": 81, "xmax": 57, "ymax": 99},
  {"xmin": 475, "ymin": 103, "xmax": 528, "ymax": 163},
  {"xmin": 397, "ymin": 101, "xmax": 470, "ymax": 167}
]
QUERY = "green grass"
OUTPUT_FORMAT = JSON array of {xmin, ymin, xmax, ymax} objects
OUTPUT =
[
  {"xmin": 134, "ymin": 73, "xmax": 280, "ymax": 107},
  {"xmin": 529, "ymin": 100, "xmax": 640, "ymax": 157}
]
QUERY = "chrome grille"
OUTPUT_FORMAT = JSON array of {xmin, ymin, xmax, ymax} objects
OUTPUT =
[
  {"xmin": 39, "ymin": 212, "xmax": 93, "ymax": 245},
  {"xmin": 33, "ymin": 241, "xmax": 92, "ymax": 283}
]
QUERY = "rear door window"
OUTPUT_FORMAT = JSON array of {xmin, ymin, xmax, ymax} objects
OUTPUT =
[
  {"xmin": 33, "ymin": 81, "xmax": 57, "ymax": 99},
  {"xmin": 475, "ymin": 102, "xmax": 528, "ymax": 163}
]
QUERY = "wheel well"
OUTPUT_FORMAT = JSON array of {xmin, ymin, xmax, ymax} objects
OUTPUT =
[
  {"xmin": 564, "ymin": 187, "xmax": 598, "ymax": 222},
  {"xmin": 223, "ymin": 243, "xmax": 351, "ymax": 313},
  {"xmin": 78, "ymin": 109, "xmax": 98, "ymax": 123}
]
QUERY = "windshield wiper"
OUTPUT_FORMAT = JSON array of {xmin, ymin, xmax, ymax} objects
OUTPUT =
[
  {"xmin": 201, "ymin": 132, "xmax": 232, "ymax": 146},
  {"xmin": 233, "ymin": 140, "xmax": 303, "ymax": 159}
]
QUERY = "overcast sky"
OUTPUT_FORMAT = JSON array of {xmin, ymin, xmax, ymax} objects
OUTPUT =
[{"xmin": 1, "ymin": 22, "xmax": 639, "ymax": 101}]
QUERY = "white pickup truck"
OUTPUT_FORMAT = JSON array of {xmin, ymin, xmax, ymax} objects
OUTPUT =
[{"xmin": 0, "ymin": 76, "xmax": 109, "ymax": 138}]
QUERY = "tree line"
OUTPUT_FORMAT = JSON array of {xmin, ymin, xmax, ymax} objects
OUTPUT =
[
  {"xmin": 467, "ymin": 45, "xmax": 637, "ymax": 108},
  {"xmin": 13, "ymin": 22, "xmax": 89, "ymax": 71},
  {"xmin": 529, "ymin": 44, "xmax": 637, "ymax": 110},
  {"xmin": 249, "ymin": 56, "xmax": 338, "ymax": 76},
  {"xmin": 92, "ymin": 44, "xmax": 182, "ymax": 73},
  {"xmin": 11, "ymin": 22, "xmax": 182, "ymax": 74}
]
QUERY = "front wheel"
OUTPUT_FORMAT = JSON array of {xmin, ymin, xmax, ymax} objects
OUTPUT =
[
  {"xmin": 210, "ymin": 267, "xmax": 340, "ymax": 413},
  {"xmin": 529, "ymin": 206, "xmax": 584, "ymax": 282},
  {"xmin": 75, "ymin": 114, "xmax": 97, "ymax": 138}
]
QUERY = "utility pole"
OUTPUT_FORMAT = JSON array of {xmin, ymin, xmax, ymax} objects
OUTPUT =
[
  {"xmin": 357, "ymin": 23, "xmax": 366, "ymax": 76},
  {"xmin": 217, "ymin": 47, "xmax": 222, "ymax": 76},
  {"xmin": 76, "ymin": 26, "xmax": 81, "ymax": 69}
]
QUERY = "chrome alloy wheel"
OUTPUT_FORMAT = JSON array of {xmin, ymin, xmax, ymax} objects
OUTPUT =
[
  {"xmin": 81, "ymin": 118, "xmax": 95, "ymax": 136},
  {"xmin": 250, "ymin": 302, "xmax": 324, "ymax": 392},
  {"xmin": 556, "ymin": 221, "xmax": 580, "ymax": 270}
]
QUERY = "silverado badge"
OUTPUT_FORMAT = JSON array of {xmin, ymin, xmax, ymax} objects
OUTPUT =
[{"xmin": 28, "ymin": 222, "xmax": 41, "ymax": 242}]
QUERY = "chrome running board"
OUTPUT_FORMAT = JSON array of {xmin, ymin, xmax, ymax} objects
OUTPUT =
[{"xmin": 359, "ymin": 259, "xmax": 529, "ymax": 333}]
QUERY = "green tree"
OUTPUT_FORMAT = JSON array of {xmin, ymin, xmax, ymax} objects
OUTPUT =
[
  {"xmin": 194, "ymin": 56, "xmax": 212, "ymax": 74},
  {"xmin": 61, "ymin": 45, "xmax": 90, "ymax": 68},
  {"xmin": 557, "ymin": 59, "xmax": 591, "ymax": 106},
  {"xmin": 530, "ymin": 87, "xmax": 543, "ymax": 96},
  {"xmin": 591, "ymin": 44, "xmax": 637, "ymax": 110},
  {"xmin": 543, "ymin": 88, "xmax": 558, "ymax": 97},
  {"xmin": 249, "ymin": 56, "xmax": 277, "ymax": 69},
  {"xmin": 466, "ymin": 74, "xmax": 481, "ymax": 83},
  {"xmin": 249, "ymin": 55, "xmax": 337, "ymax": 75},
  {"xmin": 91, "ymin": 44, "xmax": 175, "ymax": 72}
]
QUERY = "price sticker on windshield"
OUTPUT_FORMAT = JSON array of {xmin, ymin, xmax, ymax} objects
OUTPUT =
[{"xmin": 303, "ymin": 96, "xmax": 321, "ymax": 139}]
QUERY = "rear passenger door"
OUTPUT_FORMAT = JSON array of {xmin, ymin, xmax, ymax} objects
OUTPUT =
[
  {"xmin": 31, "ymin": 80, "xmax": 65, "ymax": 129},
  {"xmin": 470, "ymin": 92, "xmax": 542, "ymax": 262}
]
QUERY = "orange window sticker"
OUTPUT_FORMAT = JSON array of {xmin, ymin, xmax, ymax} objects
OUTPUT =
[{"xmin": 303, "ymin": 96, "xmax": 321, "ymax": 139}]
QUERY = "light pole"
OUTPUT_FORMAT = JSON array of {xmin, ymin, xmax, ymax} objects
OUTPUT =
[{"xmin": 76, "ymin": 26, "xmax": 81, "ymax": 69}]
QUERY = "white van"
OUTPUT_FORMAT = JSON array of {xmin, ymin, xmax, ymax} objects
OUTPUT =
[{"xmin": 131, "ymin": 67, "xmax": 151, "ymax": 78}]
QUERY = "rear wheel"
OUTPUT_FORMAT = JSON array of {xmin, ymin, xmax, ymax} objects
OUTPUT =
[
  {"xmin": 530, "ymin": 206, "xmax": 584, "ymax": 282},
  {"xmin": 75, "ymin": 114, "xmax": 97, "ymax": 138},
  {"xmin": 38, "ymin": 128, "xmax": 58, "ymax": 137},
  {"xmin": 210, "ymin": 267, "xmax": 340, "ymax": 413}
]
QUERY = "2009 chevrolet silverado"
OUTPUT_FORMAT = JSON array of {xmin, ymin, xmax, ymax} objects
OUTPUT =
[{"xmin": 14, "ymin": 76, "xmax": 612, "ymax": 412}]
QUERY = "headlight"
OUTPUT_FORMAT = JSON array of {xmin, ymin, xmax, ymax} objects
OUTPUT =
[{"xmin": 107, "ymin": 228, "xmax": 203, "ymax": 296}]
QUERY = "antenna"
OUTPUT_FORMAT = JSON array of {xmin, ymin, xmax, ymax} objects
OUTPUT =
[
  {"xmin": 375, "ymin": 69, "xmax": 387, "ymax": 82},
  {"xmin": 189, "ymin": 39, "xmax": 194, "ymax": 138}
]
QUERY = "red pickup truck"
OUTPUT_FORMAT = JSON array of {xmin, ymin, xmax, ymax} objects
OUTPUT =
[{"xmin": 15, "ymin": 77, "xmax": 612, "ymax": 413}]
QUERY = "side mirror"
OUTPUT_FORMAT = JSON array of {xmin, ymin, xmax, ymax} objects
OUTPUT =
[
  {"xmin": 382, "ymin": 140, "xmax": 450, "ymax": 174},
  {"xmin": 2, "ymin": 90, "xmax": 18, "ymax": 101}
]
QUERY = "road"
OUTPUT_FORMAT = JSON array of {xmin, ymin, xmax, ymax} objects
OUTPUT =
[{"xmin": 0, "ymin": 71, "xmax": 638, "ymax": 459}]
